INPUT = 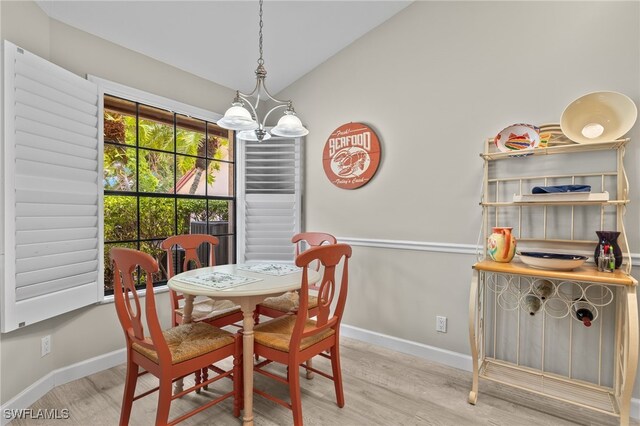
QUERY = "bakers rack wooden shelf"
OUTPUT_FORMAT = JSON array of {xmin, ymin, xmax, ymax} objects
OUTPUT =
[{"xmin": 468, "ymin": 137, "xmax": 638, "ymax": 425}]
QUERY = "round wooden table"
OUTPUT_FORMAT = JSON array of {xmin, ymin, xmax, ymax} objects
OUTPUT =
[{"xmin": 168, "ymin": 264, "xmax": 320, "ymax": 425}]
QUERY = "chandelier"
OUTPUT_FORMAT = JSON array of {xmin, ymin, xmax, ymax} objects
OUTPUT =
[{"xmin": 217, "ymin": 0, "xmax": 309, "ymax": 142}]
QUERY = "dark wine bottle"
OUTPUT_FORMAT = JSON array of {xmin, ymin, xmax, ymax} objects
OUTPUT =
[
  {"xmin": 573, "ymin": 299, "xmax": 594, "ymax": 327},
  {"xmin": 534, "ymin": 280, "xmax": 553, "ymax": 300},
  {"xmin": 575, "ymin": 308, "xmax": 593, "ymax": 327},
  {"xmin": 523, "ymin": 294, "xmax": 541, "ymax": 316}
]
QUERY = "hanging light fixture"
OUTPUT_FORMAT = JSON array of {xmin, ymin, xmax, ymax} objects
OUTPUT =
[{"xmin": 217, "ymin": 0, "xmax": 309, "ymax": 142}]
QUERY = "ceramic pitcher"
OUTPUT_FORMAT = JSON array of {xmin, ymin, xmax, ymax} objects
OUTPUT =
[{"xmin": 488, "ymin": 227, "xmax": 516, "ymax": 263}]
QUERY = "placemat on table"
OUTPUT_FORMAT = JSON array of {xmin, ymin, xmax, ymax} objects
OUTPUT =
[
  {"xmin": 237, "ymin": 263, "xmax": 301, "ymax": 276},
  {"xmin": 179, "ymin": 272, "xmax": 262, "ymax": 289}
]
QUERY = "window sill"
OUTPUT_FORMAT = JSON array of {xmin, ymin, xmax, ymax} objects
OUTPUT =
[{"xmin": 100, "ymin": 284, "xmax": 170, "ymax": 304}]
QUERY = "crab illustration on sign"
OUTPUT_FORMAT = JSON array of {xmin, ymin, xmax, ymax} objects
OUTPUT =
[{"xmin": 323, "ymin": 123, "xmax": 381, "ymax": 189}]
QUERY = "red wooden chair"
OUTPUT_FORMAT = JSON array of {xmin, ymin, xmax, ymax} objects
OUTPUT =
[
  {"xmin": 252, "ymin": 243, "xmax": 352, "ymax": 425},
  {"xmin": 161, "ymin": 234, "xmax": 242, "ymax": 328},
  {"xmin": 111, "ymin": 247, "xmax": 242, "ymax": 425},
  {"xmin": 255, "ymin": 232, "xmax": 337, "ymax": 321}
]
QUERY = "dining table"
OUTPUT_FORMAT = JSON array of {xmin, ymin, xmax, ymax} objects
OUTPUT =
[{"xmin": 167, "ymin": 263, "xmax": 320, "ymax": 426}]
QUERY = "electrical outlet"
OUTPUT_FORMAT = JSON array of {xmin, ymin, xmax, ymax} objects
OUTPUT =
[
  {"xmin": 436, "ymin": 316, "xmax": 447, "ymax": 333},
  {"xmin": 41, "ymin": 335, "xmax": 51, "ymax": 357}
]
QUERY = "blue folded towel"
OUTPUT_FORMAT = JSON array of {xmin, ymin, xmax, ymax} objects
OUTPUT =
[{"xmin": 532, "ymin": 185, "xmax": 591, "ymax": 194}]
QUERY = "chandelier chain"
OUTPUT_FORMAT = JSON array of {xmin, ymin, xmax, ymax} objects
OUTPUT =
[
  {"xmin": 217, "ymin": 0, "xmax": 307, "ymax": 141},
  {"xmin": 258, "ymin": 0, "xmax": 264, "ymax": 66}
]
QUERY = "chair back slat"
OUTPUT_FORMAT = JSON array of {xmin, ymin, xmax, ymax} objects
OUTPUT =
[
  {"xmin": 111, "ymin": 248, "xmax": 171, "ymax": 362},
  {"xmin": 316, "ymin": 265, "xmax": 337, "ymax": 325},
  {"xmin": 117, "ymin": 264, "xmax": 143, "ymax": 340},
  {"xmin": 292, "ymin": 232, "xmax": 337, "ymax": 274},
  {"xmin": 292, "ymin": 244, "xmax": 351, "ymax": 348},
  {"xmin": 161, "ymin": 234, "xmax": 220, "ymax": 313},
  {"xmin": 161, "ymin": 234, "xmax": 219, "ymax": 277}
]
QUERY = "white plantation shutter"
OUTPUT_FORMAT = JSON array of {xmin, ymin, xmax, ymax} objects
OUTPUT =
[
  {"xmin": 2, "ymin": 41, "xmax": 102, "ymax": 332},
  {"xmin": 237, "ymin": 135, "xmax": 303, "ymax": 263}
]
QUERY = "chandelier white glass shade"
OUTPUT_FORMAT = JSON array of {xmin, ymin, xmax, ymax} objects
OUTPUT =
[{"xmin": 217, "ymin": 0, "xmax": 308, "ymax": 142}]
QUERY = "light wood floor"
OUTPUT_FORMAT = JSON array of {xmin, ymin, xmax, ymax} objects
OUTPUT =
[{"xmin": 13, "ymin": 337, "xmax": 638, "ymax": 425}]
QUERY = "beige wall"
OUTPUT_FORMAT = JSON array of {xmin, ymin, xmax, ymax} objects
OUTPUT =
[
  {"xmin": 0, "ymin": 0, "xmax": 236, "ymax": 404},
  {"xmin": 277, "ymin": 1, "xmax": 640, "ymax": 397},
  {"xmin": 0, "ymin": 0, "xmax": 50, "ymax": 59}
]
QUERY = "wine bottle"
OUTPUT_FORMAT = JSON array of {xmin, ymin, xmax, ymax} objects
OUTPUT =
[
  {"xmin": 608, "ymin": 246, "xmax": 615, "ymax": 272},
  {"xmin": 534, "ymin": 280, "xmax": 553, "ymax": 300},
  {"xmin": 523, "ymin": 294, "xmax": 541, "ymax": 316},
  {"xmin": 573, "ymin": 299, "xmax": 595, "ymax": 327},
  {"xmin": 597, "ymin": 243, "xmax": 606, "ymax": 271}
]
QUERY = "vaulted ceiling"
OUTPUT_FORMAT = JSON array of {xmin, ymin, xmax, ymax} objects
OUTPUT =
[{"xmin": 36, "ymin": 1, "xmax": 412, "ymax": 94}]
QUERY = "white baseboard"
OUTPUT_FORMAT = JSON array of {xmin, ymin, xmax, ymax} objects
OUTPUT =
[
  {"xmin": 340, "ymin": 323, "xmax": 640, "ymax": 420},
  {"xmin": 341, "ymin": 324, "xmax": 473, "ymax": 372},
  {"xmin": 0, "ymin": 349, "xmax": 125, "ymax": 426}
]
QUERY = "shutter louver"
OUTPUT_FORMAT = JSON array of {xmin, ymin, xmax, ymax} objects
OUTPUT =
[
  {"xmin": 2, "ymin": 41, "xmax": 102, "ymax": 332},
  {"xmin": 238, "ymin": 137, "xmax": 302, "ymax": 263}
]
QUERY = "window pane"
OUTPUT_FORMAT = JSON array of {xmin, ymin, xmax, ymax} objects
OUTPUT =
[
  {"xmin": 208, "ymin": 200, "xmax": 235, "ymax": 225},
  {"xmin": 208, "ymin": 123, "xmax": 231, "ymax": 160},
  {"xmin": 208, "ymin": 220, "xmax": 230, "ymax": 237},
  {"xmin": 104, "ymin": 242, "xmax": 138, "ymax": 292},
  {"xmin": 176, "ymin": 155, "xmax": 205, "ymax": 196},
  {"xmin": 139, "ymin": 149, "xmax": 174, "ymax": 193},
  {"xmin": 176, "ymin": 114, "xmax": 206, "ymax": 155},
  {"xmin": 138, "ymin": 105, "xmax": 174, "ymax": 152},
  {"xmin": 140, "ymin": 197, "xmax": 175, "ymax": 239},
  {"xmin": 104, "ymin": 144, "xmax": 137, "ymax": 191},
  {"xmin": 177, "ymin": 199, "xmax": 207, "ymax": 235},
  {"xmin": 214, "ymin": 235, "xmax": 235, "ymax": 265},
  {"xmin": 104, "ymin": 97, "xmax": 136, "ymax": 146},
  {"xmin": 212, "ymin": 202, "xmax": 235, "ymax": 265},
  {"xmin": 104, "ymin": 195, "xmax": 138, "ymax": 242},
  {"xmin": 226, "ymin": 133, "xmax": 234, "ymax": 162},
  {"xmin": 208, "ymin": 160, "xmax": 234, "ymax": 196}
]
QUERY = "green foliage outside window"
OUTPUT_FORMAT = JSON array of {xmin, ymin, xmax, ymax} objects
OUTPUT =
[
  {"xmin": 103, "ymin": 114, "xmax": 225, "ymax": 193},
  {"xmin": 103, "ymin": 107, "xmax": 232, "ymax": 291}
]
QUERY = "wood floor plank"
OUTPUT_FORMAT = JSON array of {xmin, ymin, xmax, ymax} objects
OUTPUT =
[{"xmin": 10, "ymin": 337, "xmax": 638, "ymax": 425}]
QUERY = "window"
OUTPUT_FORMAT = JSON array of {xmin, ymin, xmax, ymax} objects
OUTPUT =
[{"xmin": 102, "ymin": 95, "xmax": 235, "ymax": 293}]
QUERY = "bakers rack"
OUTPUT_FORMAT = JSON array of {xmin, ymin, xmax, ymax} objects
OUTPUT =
[{"xmin": 468, "ymin": 137, "xmax": 638, "ymax": 425}]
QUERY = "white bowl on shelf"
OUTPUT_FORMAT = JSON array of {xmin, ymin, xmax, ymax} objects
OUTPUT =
[
  {"xmin": 560, "ymin": 91, "xmax": 637, "ymax": 144},
  {"xmin": 518, "ymin": 252, "xmax": 588, "ymax": 271}
]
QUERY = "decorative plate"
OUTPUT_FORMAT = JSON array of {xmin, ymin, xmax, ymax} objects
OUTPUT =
[
  {"xmin": 518, "ymin": 252, "xmax": 588, "ymax": 271},
  {"xmin": 495, "ymin": 124, "xmax": 541, "ymax": 152}
]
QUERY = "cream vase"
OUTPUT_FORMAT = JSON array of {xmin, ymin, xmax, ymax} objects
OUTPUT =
[{"xmin": 488, "ymin": 227, "xmax": 516, "ymax": 263}]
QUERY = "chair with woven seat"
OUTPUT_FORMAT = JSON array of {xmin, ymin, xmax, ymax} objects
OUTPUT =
[
  {"xmin": 253, "ymin": 243, "xmax": 352, "ymax": 426},
  {"xmin": 255, "ymin": 232, "xmax": 336, "ymax": 321},
  {"xmin": 110, "ymin": 247, "xmax": 242, "ymax": 426},
  {"xmin": 161, "ymin": 234, "xmax": 243, "ymax": 328}
]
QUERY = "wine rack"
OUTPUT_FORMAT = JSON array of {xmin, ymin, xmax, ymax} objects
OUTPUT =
[
  {"xmin": 486, "ymin": 273, "xmax": 614, "ymax": 320},
  {"xmin": 468, "ymin": 139, "xmax": 638, "ymax": 426}
]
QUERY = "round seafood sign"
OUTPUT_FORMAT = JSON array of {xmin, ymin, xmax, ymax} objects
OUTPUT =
[{"xmin": 323, "ymin": 123, "xmax": 381, "ymax": 189}]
